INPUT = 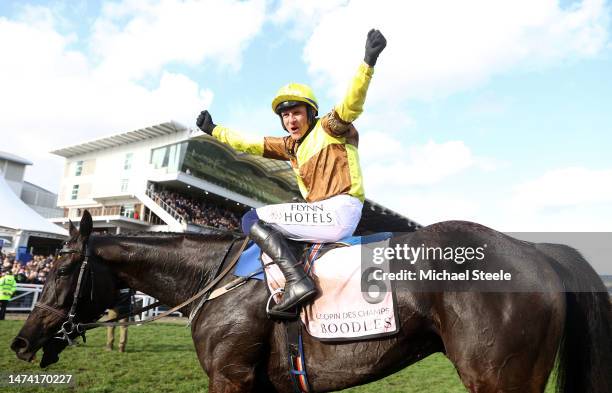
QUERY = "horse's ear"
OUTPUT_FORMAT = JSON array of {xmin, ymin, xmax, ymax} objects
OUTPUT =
[
  {"xmin": 68, "ymin": 220, "xmax": 78, "ymax": 237},
  {"xmin": 80, "ymin": 210, "xmax": 93, "ymax": 238}
]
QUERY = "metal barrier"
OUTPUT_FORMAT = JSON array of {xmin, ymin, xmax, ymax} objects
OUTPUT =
[
  {"xmin": 6, "ymin": 284, "xmax": 42, "ymax": 313},
  {"xmin": 7, "ymin": 284, "xmax": 182, "ymax": 318}
]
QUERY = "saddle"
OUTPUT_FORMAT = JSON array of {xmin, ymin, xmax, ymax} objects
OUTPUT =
[
  {"xmin": 234, "ymin": 231, "xmax": 395, "ymax": 321},
  {"xmin": 234, "ymin": 232, "xmax": 396, "ymax": 393}
]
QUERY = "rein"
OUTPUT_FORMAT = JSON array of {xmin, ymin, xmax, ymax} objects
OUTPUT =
[{"xmin": 44, "ymin": 235, "xmax": 249, "ymax": 344}]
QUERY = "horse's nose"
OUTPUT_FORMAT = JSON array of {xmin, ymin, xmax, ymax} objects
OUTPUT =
[{"xmin": 11, "ymin": 337, "xmax": 29, "ymax": 353}]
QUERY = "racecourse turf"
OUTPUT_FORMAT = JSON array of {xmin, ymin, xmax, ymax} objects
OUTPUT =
[{"xmin": 0, "ymin": 319, "xmax": 555, "ymax": 392}]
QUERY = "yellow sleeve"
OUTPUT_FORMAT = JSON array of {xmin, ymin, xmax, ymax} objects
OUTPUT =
[
  {"xmin": 333, "ymin": 62, "xmax": 374, "ymax": 123},
  {"xmin": 211, "ymin": 125, "xmax": 265, "ymax": 156}
]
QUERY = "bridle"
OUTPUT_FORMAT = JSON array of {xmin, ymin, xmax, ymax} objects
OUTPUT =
[
  {"xmin": 37, "ymin": 235, "xmax": 250, "ymax": 346},
  {"xmin": 32, "ymin": 237, "xmax": 94, "ymax": 345}
]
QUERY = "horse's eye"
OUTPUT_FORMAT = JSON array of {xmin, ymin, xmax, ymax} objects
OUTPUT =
[{"xmin": 57, "ymin": 266, "xmax": 71, "ymax": 276}]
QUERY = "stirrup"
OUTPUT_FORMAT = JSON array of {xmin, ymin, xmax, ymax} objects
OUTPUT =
[{"xmin": 266, "ymin": 289, "xmax": 299, "ymax": 320}]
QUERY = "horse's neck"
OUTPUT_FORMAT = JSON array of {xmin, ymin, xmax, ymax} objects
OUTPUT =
[{"xmin": 95, "ymin": 235, "xmax": 231, "ymax": 309}]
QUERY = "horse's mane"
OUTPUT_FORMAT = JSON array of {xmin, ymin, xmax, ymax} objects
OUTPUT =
[
  {"xmin": 92, "ymin": 230, "xmax": 241, "ymax": 243},
  {"xmin": 88, "ymin": 230, "xmax": 244, "ymax": 305}
]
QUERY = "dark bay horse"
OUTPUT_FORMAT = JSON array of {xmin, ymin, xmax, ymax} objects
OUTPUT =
[{"xmin": 11, "ymin": 211, "xmax": 612, "ymax": 392}]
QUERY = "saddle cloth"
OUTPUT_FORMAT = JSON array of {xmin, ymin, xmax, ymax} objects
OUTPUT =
[{"xmin": 235, "ymin": 233, "xmax": 399, "ymax": 341}]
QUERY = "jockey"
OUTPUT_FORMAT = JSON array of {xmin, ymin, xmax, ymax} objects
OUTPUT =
[{"xmin": 195, "ymin": 29, "xmax": 386, "ymax": 313}]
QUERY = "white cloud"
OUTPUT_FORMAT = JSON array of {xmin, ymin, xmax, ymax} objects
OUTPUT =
[
  {"xmin": 371, "ymin": 166, "xmax": 612, "ymax": 232},
  {"xmin": 459, "ymin": 166, "xmax": 612, "ymax": 232},
  {"xmin": 501, "ymin": 204, "xmax": 612, "ymax": 231},
  {"xmin": 293, "ymin": 0, "xmax": 610, "ymax": 102},
  {"xmin": 358, "ymin": 131, "xmax": 404, "ymax": 161},
  {"xmin": 360, "ymin": 137, "xmax": 493, "ymax": 225},
  {"xmin": 376, "ymin": 191, "xmax": 481, "ymax": 226},
  {"xmin": 92, "ymin": 0, "xmax": 266, "ymax": 80},
  {"xmin": 362, "ymin": 138, "xmax": 489, "ymax": 187},
  {"xmin": 0, "ymin": 0, "xmax": 265, "ymax": 192},
  {"xmin": 271, "ymin": 0, "xmax": 348, "ymax": 40},
  {"xmin": 511, "ymin": 167, "xmax": 612, "ymax": 209}
]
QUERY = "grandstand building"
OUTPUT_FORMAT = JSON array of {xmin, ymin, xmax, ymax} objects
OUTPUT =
[{"xmin": 50, "ymin": 121, "xmax": 419, "ymax": 235}]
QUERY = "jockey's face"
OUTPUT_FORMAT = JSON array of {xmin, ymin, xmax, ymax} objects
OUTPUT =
[{"xmin": 281, "ymin": 104, "xmax": 309, "ymax": 141}]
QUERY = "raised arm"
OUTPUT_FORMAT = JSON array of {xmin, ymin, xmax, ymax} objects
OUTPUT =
[
  {"xmin": 328, "ymin": 29, "xmax": 387, "ymax": 129},
  {"xmin": 194, "ymin": 110, "xmax": 291, "ymax": 160}
]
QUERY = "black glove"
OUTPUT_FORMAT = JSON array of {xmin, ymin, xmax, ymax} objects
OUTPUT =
[
  {"xmin": 196, "ymin": 110, "xmax": 216, "ymax": 135},
  {"xmin": 364, "ymin": 29, "xmax": 387, "ymax": 67}
]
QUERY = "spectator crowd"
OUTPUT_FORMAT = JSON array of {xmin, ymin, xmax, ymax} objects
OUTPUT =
[
  {"xmin": 1, "ymin": 251, "xmax": 56, "ymax": 284},
  {"xmin": 155, "ymin": 189, "xmax": 241, "ymax": 231}
]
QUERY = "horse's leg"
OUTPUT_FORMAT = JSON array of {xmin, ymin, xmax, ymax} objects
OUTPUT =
[
  {"xmin": 191, "ymin": 318, "xmax": 267, "ymax": 393},
  {"xmin": 439, "ymin": 292, "xmax": 564, "ymax": 393},
  {"xmin": 191, "ymin": 282, "xmax": 274, "ymax": 393}
]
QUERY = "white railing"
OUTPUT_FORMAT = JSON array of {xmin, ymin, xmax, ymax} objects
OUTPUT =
[
  {"xmin": 6, "ymin": 284, "xmax": 43, "ymax": 312},
  {"xmin": 6, "ymin": 284, "xmax": 182, "ymax": 319},
  {"xmin": 145, "ymin": 188, "xmax": 186, "ymax": 224}
]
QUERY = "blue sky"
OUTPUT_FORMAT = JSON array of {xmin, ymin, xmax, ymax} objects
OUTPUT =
[{"xmin": 1, "ymin": 0, "xmax": 611, "ymax": 234}]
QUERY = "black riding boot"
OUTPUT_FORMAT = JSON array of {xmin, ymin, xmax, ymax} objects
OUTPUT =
[{"xmin": 250, "ymin": 221, "xmax": 317, "ymax": 312}]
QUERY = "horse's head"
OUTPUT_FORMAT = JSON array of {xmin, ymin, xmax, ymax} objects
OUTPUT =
[{"xmin": 11, "ymin": 210, "xmax": 118, "ymax": 367}]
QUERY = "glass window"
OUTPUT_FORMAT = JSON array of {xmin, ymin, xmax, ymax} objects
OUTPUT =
[
  {"xmin": 168, "ymin": 144, "xmax": 178, "ymax": 169},
  {"xmin": 120, "ymin": 179, "xmax": 128, "ymax": 193},
  {"xmin": 75, "ymin": 161, "xmax": 83, "ymax": 176},
  {"xmin": 150, "ymin": 142, "xmax": 187, "ymax": 171},
  {"xmin": 123, "ymin": 153, "xmax": 133, "ymax": 170},
  {"xmin": 71, "ymin": 185, "xmax": 79, "ymax": 200},
  {"xmin": 151, "ymin": 146, "xmax": 169, "ymax": 169}
]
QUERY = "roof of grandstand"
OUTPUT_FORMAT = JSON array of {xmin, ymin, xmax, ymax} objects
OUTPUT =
[{"xmin": 50, "ymin": 122, "xmax": 185, "ymax": 158}]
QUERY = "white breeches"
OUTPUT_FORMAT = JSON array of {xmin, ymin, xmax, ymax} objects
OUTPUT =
[{"xmin": 256, "ymin": 194, "xmax": 363, "ymax": 243}]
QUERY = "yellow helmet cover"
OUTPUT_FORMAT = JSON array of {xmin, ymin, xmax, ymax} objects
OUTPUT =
[{"xmin": 272, "ymin": 83, "xmax": 318, "ymax": 115}]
